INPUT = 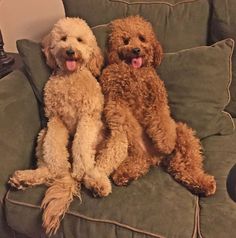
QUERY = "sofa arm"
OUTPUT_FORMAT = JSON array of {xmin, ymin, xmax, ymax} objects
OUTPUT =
[{"xmin": 0, "ymin": 70, "xmax": 41, "ymax": 201}]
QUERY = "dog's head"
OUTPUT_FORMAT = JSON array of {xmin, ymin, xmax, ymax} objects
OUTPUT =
[
  {"xmin": 42, "ymin": 17, "xmax": 103, "ymax": 77},
  {"xmin": 108, "ymin": 16, "xmax": 163, "ymax": 68}
]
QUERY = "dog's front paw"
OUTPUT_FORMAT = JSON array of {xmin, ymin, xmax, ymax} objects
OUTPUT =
[
  {"xmin": 83, "ymin": 169, "xmax": 112, "ymax": 197},
  {"xmin": 8, "ymin": 171, "xmax": 32, "ymax": 190},
  {"xmin": 71, "ymin": 167, "xmax": 85, "ymax": 182},
  {"xmin": 200, "ymin": 175, "xmax": 216, "ymax": 197},
  {"xmin": 112, "ymin": 171, "xmax": 132, "ymax": 186}
]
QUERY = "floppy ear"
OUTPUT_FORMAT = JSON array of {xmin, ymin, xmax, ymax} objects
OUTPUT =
[
  {"xmin": 41, "ymin": 33, "xmax": 57, "ymax": 69},
  {"xmin": 87, "ymin": 45, "xmax": 104, "ymax": 77},
  {"xmin": 107, "ymin": 23, "xmax": 121, "ymax": 65},
  {"xmin": 153, "ymin": 38, "xmax": 163, "ymax": 68},
  {"xmin": 107, "ymin": 49, "xmax": 120, "ymax": 64}
]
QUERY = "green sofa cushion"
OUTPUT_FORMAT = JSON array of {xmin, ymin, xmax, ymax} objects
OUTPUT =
[
  {"xmin": 158, "ymin": 39, "xmax": 235, "ymax": 139},
  {"xmin": 62, "ymin": 0, "xmax": 210, "ymax": 53},
  {"xmin": 0, "ymin": 202, "xmax": 13, "ymax": 238},
  {"xmin": 0, "ymin": 71, "xmax": 41, "ymax": 200},
  {"xmin": 5, "ymin": 168, "xmax": 198, "ymax": 238},
  {"xmin": 210, "ymin": 0, "xmax": 236, "ymax": 117},
  {"xmin": 198, "ymin": 123, "xmax": 236, "ymax": 238},
  {"xmin": 16, "ymin": 40, "xmax": 51, "ymax": 102}
]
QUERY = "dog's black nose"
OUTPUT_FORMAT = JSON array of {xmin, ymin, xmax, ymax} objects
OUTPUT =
[
  {"xmin": 132, "ymin": 48, "xmax": 141, "ymax": 55},
  {"xmin": 66, "ymin": 49, "xmax": 75, "ymax": 56}
]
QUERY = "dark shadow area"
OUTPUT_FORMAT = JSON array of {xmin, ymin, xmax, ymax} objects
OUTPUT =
[{"xmin": 227, "ymin": 164, "xmax": 236, "ymax": 202}]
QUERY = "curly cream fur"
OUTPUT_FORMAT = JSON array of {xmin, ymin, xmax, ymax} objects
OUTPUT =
[
  {"xmin": 9, "ymin": 17, "xmax": 104, "ymax": 235},
  {"xmin": 85, "ymin": 16, "xmax": 216, "ymax": 197}
]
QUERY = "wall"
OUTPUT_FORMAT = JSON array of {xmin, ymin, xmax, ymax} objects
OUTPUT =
[{"xmin": 0, "ymin": 0, "xmax": 65, "ymax": 52}]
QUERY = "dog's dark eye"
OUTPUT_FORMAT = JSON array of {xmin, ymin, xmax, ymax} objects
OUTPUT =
[
  {"xmin": 77, "ymin": 37, "xmax": 83, "ymax": 42},
  {"xmin": 139, "ymin": 35, "xmax": 146, "ymax": 42},
  {"xmin": 61, "ymin": 36, "xmax": 67, "ymax": 41},
  {"xmin": 123, "ymin": 37, "xmax": 130, "ymax": 45}
]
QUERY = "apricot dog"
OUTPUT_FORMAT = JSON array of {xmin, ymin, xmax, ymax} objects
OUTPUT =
[{"xmin": 84, "ymin": 16, "xmax": 216, "ymax": 198}]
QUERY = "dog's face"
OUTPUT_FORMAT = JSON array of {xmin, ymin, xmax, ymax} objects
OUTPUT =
[
  {"xmin": 108, "ymin": 16, "xmax": 163, "ymax": 68},
  {"xmin": 42, "ymin": 17, "xmax": 103, "ymax": 77}
]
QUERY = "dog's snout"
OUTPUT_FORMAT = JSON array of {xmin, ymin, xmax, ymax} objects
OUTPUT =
[
  {"xmin": 132, "ymin": 48, "xmax": 141, "ymax": 55},
  {"xmin": 66, "ymin": 48, "xmax": 75, "ymax": 56}
]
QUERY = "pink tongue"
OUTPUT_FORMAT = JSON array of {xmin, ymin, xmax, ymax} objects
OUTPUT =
[
  {"xmin": 66, "ymin": 60, "xmax": 77, "ymax": 71},
  {"xmin": 131, "ymin": 57, "xmax": 143, "ymax": 69}
]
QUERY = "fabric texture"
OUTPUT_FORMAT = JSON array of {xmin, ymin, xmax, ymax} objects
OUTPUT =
[
  {"xmin": 6, "ymin": 168, "xmax": 197, "ymax": 238},
  {"xmin": 0, "ymin": 71, "xmax": 41, "ymax": 200},
  {"xmin": 158, "ymin": 39, "xmax": 235, "ymax": 139},
  {"xmin": 0, "ymin": 71, "xmax": 41, "ymax": 238},
  {"xmin": 62, "ymin": 0, "xmax": 210, "ymax": 53},
  {"xmin": 0, "ymin": 203, "xmax": 13, "ymax": 238},
  {"xmin": 198, "ymin": 126, "xmax": 236, "ymax": 238},
  {"xmin": 210, "ymin": 0, "xmax": 236, "ymax": 117},
  {"xmin": 16, "ymin": 40, "xmax": 51, "ymax": 102}
]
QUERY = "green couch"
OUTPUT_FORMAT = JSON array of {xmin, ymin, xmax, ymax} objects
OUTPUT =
[{"xmin": 1, "ymin": 0, "xmax": 236, "ymax": 237}]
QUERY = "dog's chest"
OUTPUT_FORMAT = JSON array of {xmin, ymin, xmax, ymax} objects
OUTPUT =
[
  {"xmin": 115, "ymin": 67, "xmax": 156, "ymax": 105},
  {"xmin": 44, "ymin": 71, "xmax": 102, "ymax": 121}
]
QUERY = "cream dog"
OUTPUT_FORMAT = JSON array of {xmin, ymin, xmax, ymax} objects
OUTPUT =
[{"xmin": 9, "ymin": 17, "xmax": 104, "ymax": 235}]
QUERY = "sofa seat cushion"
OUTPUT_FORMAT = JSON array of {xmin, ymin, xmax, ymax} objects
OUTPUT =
[
  {"xmin": 62, "ymin": 0, "xmax": 210, "ymax": 53},
  {"xmin": 5, "ymin": 168, "xmax": 198, "ymax": 238},
  {"xmin": 198, "ymin": 119, "xmax": 236, "ymax": 238}
]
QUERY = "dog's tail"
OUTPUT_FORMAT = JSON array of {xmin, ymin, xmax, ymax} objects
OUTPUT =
[
  {"xmin": 166, "ymin": 122, "xmax": 216, "ymax": 196},
  {"xmin": 41, "ymin": 175, "xmax": 81, "ymax": 235}
]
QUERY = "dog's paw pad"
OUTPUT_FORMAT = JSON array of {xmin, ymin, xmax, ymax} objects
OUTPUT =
[{"xmin": 84, "ymin": 172, "xmax": 111, "ymax": 197}]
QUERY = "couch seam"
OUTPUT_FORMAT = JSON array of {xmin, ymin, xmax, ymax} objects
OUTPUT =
[
  {"xmin": 197, "ymin": 196, "xmax": 204, "ymax": 238},
  {"xmin": 109, "ymin": 0, "xmax": 201, "ymax": 7},
  {"xmin": 67, "ymin": 211, "xmax": 166, "ymax": 238},
  {"xmin": 192, "ymin": 196, "xmax": 199, "ymax": 238},
  {"xmin": 222, "ymin": 39, "xmax": 235, "ymax": 132},
  {"xmin": 0, "ymin": 196, "xmax": 3, "ymax": 204},
  {"xmin": 91, "ymin": 24, "xmax": 108, "ymax": 29},
  {"xmin": 164, "ymin": 38, "xmax": 231, "ymax": 54},
  {"xmin": 5, "ymin": 190, "xmax": 168, "ymax": 238}
]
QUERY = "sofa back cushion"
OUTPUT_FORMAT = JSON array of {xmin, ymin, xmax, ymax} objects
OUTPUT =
[
  {"xmin": 62, "ymin": 0, "xmax": 210, "ymax": 53},
  {"xmin": 16, "ymin": 40, "xmax": 51, "ymax": 103},
  {"xmin": 210, "ymin": 0, "xmax": 236, "ymax": 117},
  {"xmin": 158, "ymin": 39, "xmax": 235, "ymax": 139},
  {"xmin": 17, "ymin": 38, "xmax": 235, "ymax": 139}
]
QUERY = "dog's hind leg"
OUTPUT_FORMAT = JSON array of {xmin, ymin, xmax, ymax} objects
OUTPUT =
[
  {"xmin": 11, "ymin": 116, "xmax": 72, "ymax": 188},
  {"xmin": 9, "ymin": 128, "xmax": 53, "ymax": 189},
  {"xmin": 112, "ymin": 117, "xmax": 160, "ymax": 186},
  {"xmin": 112, "ymin": 149, "xmax": 154, "ymax": 186},
  {"xmin": 165, "ymin": 122, "xmax": 216, "ymax": 196},
  {"xmin": 9, "ymin": 167, "xmax": 51, "ymax": 189},
  {"xmin": 43, "ymin": 117, "xmax": 71, "ymax": 177}
]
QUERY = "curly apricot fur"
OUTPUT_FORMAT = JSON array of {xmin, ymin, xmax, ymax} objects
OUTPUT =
[{"xmin": 89, "ymin": 16, "xmax": 216, "ymax": 197}]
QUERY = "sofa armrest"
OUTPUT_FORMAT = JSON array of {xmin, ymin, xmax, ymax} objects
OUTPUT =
[{"xmin": 0, "ymin": 70, "xmax": 41, "ymax": 201}]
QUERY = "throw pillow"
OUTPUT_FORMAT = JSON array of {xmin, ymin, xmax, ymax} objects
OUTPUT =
[{"xmin": 158, "ymin": 39, "xmax": 235, "ymax": 139}]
